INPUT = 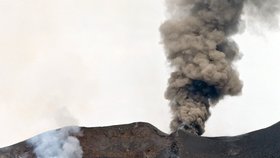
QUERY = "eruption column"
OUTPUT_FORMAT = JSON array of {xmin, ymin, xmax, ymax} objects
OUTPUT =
[{"xmin": 160, "ymin": 0, "xmax": 244, "ymax": 135}]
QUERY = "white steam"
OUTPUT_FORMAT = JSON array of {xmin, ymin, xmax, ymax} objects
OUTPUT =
[{"xmin": 27, "ymin": 126, "xmax": 83, "ymax": 158}]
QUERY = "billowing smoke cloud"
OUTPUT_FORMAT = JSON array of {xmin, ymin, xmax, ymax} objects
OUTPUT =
[
  {"xmin": 27, "ymin": 126, "xmax": 83, "ymax": 158},
  {"xmin": 160, "ymin": 0, "xmax": 280, "ymax": 135}
]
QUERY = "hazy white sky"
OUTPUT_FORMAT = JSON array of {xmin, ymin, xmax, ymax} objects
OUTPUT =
[{"xmin": 0, "ymin": 0, "xmax": 279, "ymax": 147}]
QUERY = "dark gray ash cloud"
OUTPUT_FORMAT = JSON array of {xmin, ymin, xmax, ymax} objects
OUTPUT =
[{"xmin": 160, "ymin": 0, "xmax": 279, "ymax": 135}]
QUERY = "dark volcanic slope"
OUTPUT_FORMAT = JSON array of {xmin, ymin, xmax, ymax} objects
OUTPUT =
[
  {"xmin": 0, "ymin": 122, "xmax": 280, "ymax": 158},
  {"xmin": 178, "ymin": 122, "xmax": 280, "ymax": 158}
]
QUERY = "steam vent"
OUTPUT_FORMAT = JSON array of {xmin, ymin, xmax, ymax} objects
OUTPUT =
[{"xmin": 0, "ymin": 122, "xmax": 280, "ymax": 158}]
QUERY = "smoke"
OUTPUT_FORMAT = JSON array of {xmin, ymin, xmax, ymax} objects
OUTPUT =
[
  {"xmin": 54, "ymin": 107, "xmax": 79, "ymax": 127},
  {"xmin": 245, "ymin": 0, "xmax": 280, "ymax": 30},
  {"xmin": 27, "ymin": 126, "xmax": 83, "ymax": 158},
  {"xmin": 160, "ymin": 0, "xmax": 280, "ymax": 135}
]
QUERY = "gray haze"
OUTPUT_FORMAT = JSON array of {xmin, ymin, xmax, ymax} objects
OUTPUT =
[
  {"xmin": 160, "ymin": 0, "xmax": 280, "ymax": 135},
  {"xmin": 0, "ymin": 0, "xmax": 169, "ymax": 147},
  {"xmin": 245, "ymin": 0, "xmax": 280, "ymax": 29}
]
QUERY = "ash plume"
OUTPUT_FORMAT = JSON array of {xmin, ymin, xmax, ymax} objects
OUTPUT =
[
  {"xmin": 27, "ymin": 126, "xmax": 83, "ymax": 158},
  {"xmin": 160, "ymin": 0, "xmax": 280, "ymax": 135}
]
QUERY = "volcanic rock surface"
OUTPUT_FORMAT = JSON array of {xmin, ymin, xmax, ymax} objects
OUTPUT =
[{"xmin": 1, "ymin": 122, "xmax": 280, "ymax": 158}]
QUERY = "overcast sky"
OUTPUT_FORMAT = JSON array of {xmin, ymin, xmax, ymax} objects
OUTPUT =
[{"xmin": 0, "ymin": 0, "xmax": 280, "ymax": 147}]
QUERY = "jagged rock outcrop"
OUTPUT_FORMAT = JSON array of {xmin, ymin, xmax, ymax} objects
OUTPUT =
[{"xmin": 1, "ymin": 122, "xmax": 280, "ymax": 158}]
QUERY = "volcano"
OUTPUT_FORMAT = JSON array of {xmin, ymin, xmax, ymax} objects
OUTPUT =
[{"xmin": 1, "ymin": 122, "xmax": 280, "ymax": 158}]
